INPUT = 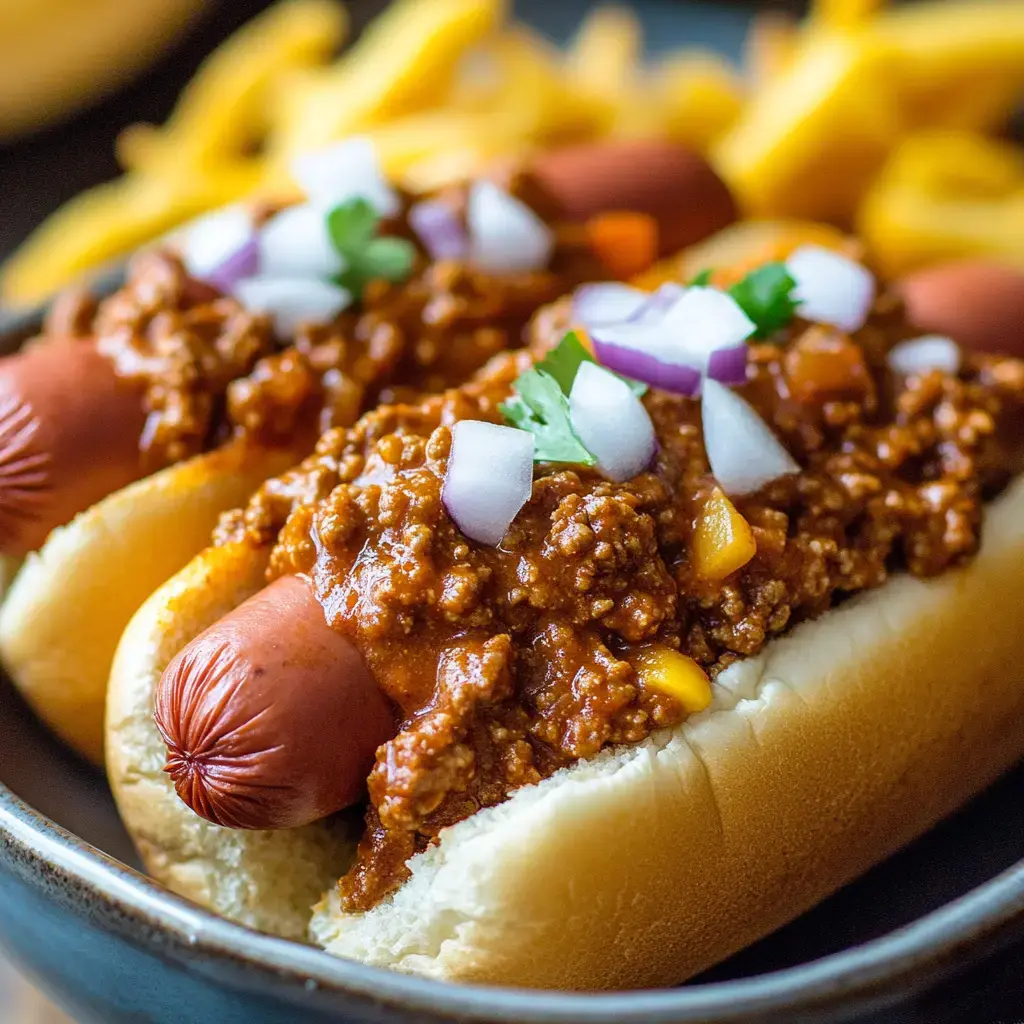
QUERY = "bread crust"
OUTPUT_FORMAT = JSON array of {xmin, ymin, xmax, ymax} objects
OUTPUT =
[
  {"xmin": 0, "ymin": 441, "xmax": 298, "ymax": 763},
  {"xmin": 105, "ymin": 474, "xmax": 1024, "ymax": 988}
]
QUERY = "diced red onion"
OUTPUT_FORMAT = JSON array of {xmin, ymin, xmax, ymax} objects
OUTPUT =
[
  {"xmin": 442, "ymin": 421, "xmax": 535, "ymax": 545},
  {"xmin": 569, "ymin": 362, "xmax": 656, "ymax": 482},
  {"xmin": 887, "ymin": 335, "xmax": 961, "ymax": 376},
  {"xmin": 409, "ymin": 199, "xmax": 470, "ymax": 261},
  {"xmin": 467, "ymin": 180, "xmax": 555, "ymax": 274},
  {"xmin": 291, "ymin": 136, "xmax": 400, "ymax": 217},
  {"xmin": 589, "ymin": 334, "xmax": 703, "ymax": 396},
  {"xmin": 572, "ymin": 283, "xmax": 648, "ymax": 328},
  {"xmin": 706, "ymin": 344, "xmax": 749, "ymax": 386},
  {"xmin": 258, "ymin": 203, "xmax": 346, "ymax": 280},
  {"xmin": 181, "ymin": 207, "xmax": 254, "ymax": 280},
  {"xmin": 786, "ymin": 246, "xmax": 876, "ymax": 333},
  {"xmin": 590, "ymin": 286, "xmax": 753, "ymax": 395},
  {"xmin": 626, "ymin": 282, "xmax": 687, "ymax": 325},
  {"xmin": 204, "ymin": 237, "xmax": 259, "ymax": 293},
  {"xmin": 701, "ymin": 377, "xmax": 799, "ymax": 496},
  {"xmin": 232, "ymin": 277, "xmax": 351, "ymax": 336}
]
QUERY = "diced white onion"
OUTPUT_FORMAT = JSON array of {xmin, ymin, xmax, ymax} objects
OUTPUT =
[
  {"xmin": 467, "ymin": 180, "xmax": 555, "ymax": 274},
  {"xmin": 181, "ymin": 206, "xmax": 254, "ymax": 279},
  {"xmin": 442, "ymin": 421, "xmax": 535, "ymax": 546},
  {"xmin": 291, "ymin": 136, "xmax": 400, "ymax": 217},
  {"xmin": 786, "ymin": 246, "xmax": 876, "ymax": 333},
  {"xmin": 569, "ymin": 362, "xmax": 656, "ymax": 482},
  {"xmin": 659, "ymin": 287, "xmax": 757, "ymax": 362},
  {"xmin": 701, "ymin": 378, "xmax": 800, "ymax": 496},
  {"xmin": 233, "ymin": 277, "xmax": 351, "ymax": 335},
  {"xmin": 572, "ymin": 283, "xmax": 648, "ymax": 328},
  {"xmin": 258, "ymin": 204, "xmax": 346, "ymax": 280},
  {"xmin": 887, "ymin": 335, "xmax": 961, "ymax": 376}
]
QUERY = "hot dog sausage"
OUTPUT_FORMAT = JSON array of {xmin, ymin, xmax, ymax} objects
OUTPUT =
[
  {"xmin": 155, "ymin": 573, "xmax": 393, "ymax": 830},
  {"xmin": 0, "ymin": 338, "xmax": 147, "ymax": 556},
  {"xmin": 502, "ymin": 140, "xmax": 737, "ymax": 256},
  {"xmin": 898, "ymin": 261, "xmax": 1024, "ymax": 357}
]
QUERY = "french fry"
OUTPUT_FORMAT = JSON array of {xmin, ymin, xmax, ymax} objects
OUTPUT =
[
  {"xmin": 655, "ymin": 53, "xmax": 746, "ymax": 151},
  {"xmin": 714, "ymin": 29, "xmax": 902, "ymax": 224},
  {"xmin": 267, "ymin": 0, "xmax": 505, "ymax": 163},
  {"xmin": 810, "ymin": 0, "xmax": 886, "ymax": 31},
  {"xmin": 567, "ymin": 5, "xmax": 643, "ymax": 99},
  {"xmin": 874, "ymin": 0, "xmax": 1024, "ymax": 132},
  {"xmin": 858, "ymin": 131, "xmax": 1024, "ymax": 277},
  {"xmin": 743, "ymin": 11, "xmax": 800, "ymax": 84},
  {"xmin": 117, "ymin": 0, "xmax": 347, "ymax": 172},
  {"xmin": 1, "ymin": 164, "xmax": 262, "ymax": 306}
]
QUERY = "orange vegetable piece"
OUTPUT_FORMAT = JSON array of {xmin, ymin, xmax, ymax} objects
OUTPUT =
[
  {"xmin": 585, "ymin": 210, "xmax": 659, "ymax": 279},
  {"xmin": 693, "ymin": 488, "xmax": 756, "ymax": 581},
  {"xmin": 784, "ymin": 327, "xmax": 871, "ymax": 402}
]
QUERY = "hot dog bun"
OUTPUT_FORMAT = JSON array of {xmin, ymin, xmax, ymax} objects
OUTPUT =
[
  {"xmin": 106, "ymin": 474, "xmax": 1024, "ymax": 988},
  {"xmin": 0, "ymin": 441, "xmax": 298, "ymax": 764}
]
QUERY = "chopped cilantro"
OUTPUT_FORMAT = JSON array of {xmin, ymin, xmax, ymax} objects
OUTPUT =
[
  {"xmin": 357, "ymin": 236, "xmax": 416, "ymax": 281},
  {"xmin": 327, "ymin": 197, "xmax": 416, "ymax": 296},
  {"xmin": 537, "ymin": 331, "xmax": 647, "ymax": 398},
  {"xmin": 727, "ymin": 262, "xmax": 799, "ymax": 339},
  {"xmin": 326, "ymin": 198, "xmax": 378, "ymax": 253},
  {"xmin": 500, "ymin": 369, "xmax": 596, "ymax": 466},
  {"xmin": 688, "ymin": 268, "xmax": 713, "ymax": 287}
]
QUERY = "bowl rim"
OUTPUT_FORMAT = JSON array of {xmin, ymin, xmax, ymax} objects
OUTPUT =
[
  {"xmin": 3, "ymin": 778, "xmax": 1024, "ymax": 1023},
  {"xmin": 1, "ymin": 295, "xmax": 1023, "ymax": 1023}
]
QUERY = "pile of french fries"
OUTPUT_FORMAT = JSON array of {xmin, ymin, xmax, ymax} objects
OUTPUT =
[{"xmin": 2, "ymin": 0, "xmax": 1023, "ymax": 306}]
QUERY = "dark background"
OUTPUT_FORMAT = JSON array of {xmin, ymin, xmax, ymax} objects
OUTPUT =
[{"xmin": 0, "ymin": 0, "xmax": 1021, "ymax": 1020}]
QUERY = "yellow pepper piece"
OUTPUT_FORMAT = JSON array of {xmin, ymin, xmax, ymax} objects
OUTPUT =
[
  {"xmin": 693, "ymin": 489, "xmax": 757, "ymax": 582},
  {"xmin": 858, "ymin": 131, "xmax": 1024, "ymax": 278},
  {"xmin": 713, "ymin": 29, "xmax": 902, "ymax": 224},
  {"xmin": 631, "ymin": 646, "xmax": 712, "ymax": 714}
]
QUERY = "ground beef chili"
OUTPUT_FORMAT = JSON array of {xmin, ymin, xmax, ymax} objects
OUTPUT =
[
  {"xmin": 42, "ymin": 174, "xmax": 603, "ymax": 469},
  {"xmin": 214, "ymin": 285, "xmax": 1024, "ymax": 913}
]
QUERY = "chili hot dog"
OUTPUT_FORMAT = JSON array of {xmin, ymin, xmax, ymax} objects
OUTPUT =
[{"xmin": 107, "ymin": 226, "xmax": 1024, "ymax": 986}]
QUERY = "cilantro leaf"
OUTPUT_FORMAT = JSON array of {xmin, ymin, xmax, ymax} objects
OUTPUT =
[
  {"xmin": 327, "ymin": 198, "xmax": 379, "ymax": 255},
  {"xmin": 360, "ymin": 236, "xmax": 416, "ymax": 282},
  {"xmin": 537, "ymin": 331, "xmax": 647, "ymax": 398},
  {"xmin": 536, "ymin": 331, "xmax": 594, "ymax": 393},
  {"xmin": 688, "ymin": 268, "xmax": 713, "ymax": 287},
  {"xmin": 500, "ymin": 369, "xmax": 596, "ymax": 466},
  {"xmin": 327, "ymin": 197, "xmax": 416, "ymax": 297},
  {"xmin": 727, "ymin": 262, "xmax": 799, "ymax": 339}
]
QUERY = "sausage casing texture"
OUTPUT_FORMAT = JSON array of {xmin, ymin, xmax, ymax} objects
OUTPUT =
[
  {"xmin": 0, "ymin": 338, "xmax": 147, "ymax": 555},
  {"xmin": 156, "ymin": 573, "xmax": 394, "ymax": 831}
]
